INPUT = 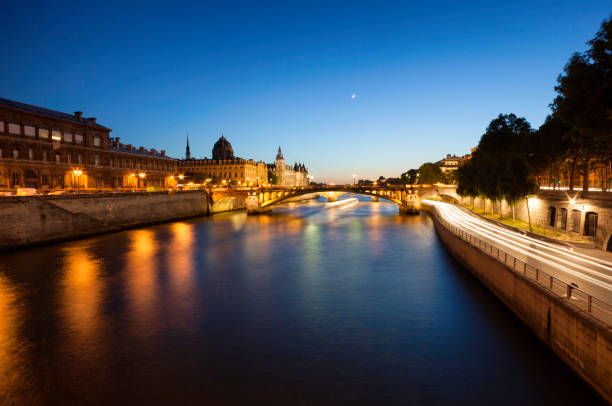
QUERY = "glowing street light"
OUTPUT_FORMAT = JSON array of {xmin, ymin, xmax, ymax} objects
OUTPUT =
[{"xmin": 72, "ymin": 169, "xmax": 83, "ymax": 194}]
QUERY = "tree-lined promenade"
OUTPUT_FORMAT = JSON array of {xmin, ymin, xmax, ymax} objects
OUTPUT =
[{"xmin": 455, "ymin": 14, "xmax": 612, "ymax": 226}]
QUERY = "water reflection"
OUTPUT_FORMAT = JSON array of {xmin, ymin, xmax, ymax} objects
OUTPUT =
[
  {"xmin": 165, "ymin": 222, "xmax": 196, "ymax": 328},
  {"xmin": 0, "ymin": 200, "xmax": 605, "ymax": 405},
  {"xmin": 0, "ymin": 273, "xmax": 32, "ymax": 403},
  {"xmin": 125, "ymin": 229, "xmax": 160, "ymax": 340}
]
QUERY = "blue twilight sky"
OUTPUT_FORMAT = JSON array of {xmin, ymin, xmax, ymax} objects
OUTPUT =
[{"xmin": 1, "ymin": 1, "xmax": 610, "ymax": 183}]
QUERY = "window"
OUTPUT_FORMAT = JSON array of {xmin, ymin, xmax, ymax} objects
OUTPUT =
[
  {"xmin": 24, "ymin": 123, "xmax": 35, "ymax": 137},
  {"xmin": 8, "ymin": 121, "xmax": 20, "ymax": 135},
  {"xmin": 41, "ymin": 173, "xmax": 49, "ymax": 186},
  {"xmin": 28, "ymin": 148, "xmax": 33, "ymax": 160},
  {"xmin": 547, "ymin": 207, "xmax": 556, "ymax": 227},
  {"xmin": 78, "ymin": 154, "xmax": 82, "ymax": 164},
  {"xmin": 75, "ymin": 132, "xmax": 83, "ymax": 144},
  {"xmin": 0, "ymin": 121, "xmax": 4, "ymax": 132},
  {"xmin": 63, "ymin": 131, "xmax": 73, "ymax": 142},
  {"xmin": 12, "ymin": 149, "xmax": 19, "ymax": 159},
  {"xmin": 51, "ymin": 129, "xmax": 61, "ymax": 141},
  {"xmin": 0, "ymin": 148, "xmax": 2, "ymax": 158},
  {"xmin": 0, "ymin": 169, "xmax": 5, "ymax": 186},
  {"xmin": 94, "ymin": 155, "xmax": 100, "ymax": 166},
  {"xmin": 39, "ymin": 127, "xmax": 49, "ymax": 139},
  {"xmin": 95, "ymin": 177, "xmax": 102, "ymax": 188},
  {"xmin": 571, "ymin": 210, "xmax": 581, "ymax": 233},
  {"xmin": 110, "ymin": 158, "xmax": 114, "ymax": 168},
  {"xmin": 67, "ymin": 153, "xmax": 71, "ymax": 164},
  {"xmin": 55, "ymin": 154, "xmax": 60, "ymax": 164},
  {"xmin": 585, "ymin": 212, "xmax": 598, "ymax": 237},
  {"xmin": 42, "ymin": 150, "xmax": 47, "ymax": 162},
  {"xmin": 93, "ymin": 136, "xmax": 101, "ymax": 147},
  {"xmin": 12, "ymin": 171, "xmax": 20, "ymax": 186},
  {"xmin": 560, "ymin": 208, "xmax": 567, "ymax": 230}
]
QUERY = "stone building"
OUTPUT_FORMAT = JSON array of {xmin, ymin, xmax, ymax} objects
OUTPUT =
[
  {"xmin": 269, "ymin": 146, "xmax": 309, "ymax": 186},
  {"xmin": 178, "ymin": 135, "xmax": 267, "ymax": 185},
  {"xmin": 0, "ymin": 97, "xmax": 178, "ymax": 192}
]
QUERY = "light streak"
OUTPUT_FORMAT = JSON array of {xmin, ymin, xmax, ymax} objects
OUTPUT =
[{"xmin": 423, "ymin": 199, "xmax": 612, "ymax": 299}]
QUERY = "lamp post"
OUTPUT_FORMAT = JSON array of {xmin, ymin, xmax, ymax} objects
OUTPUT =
[
  {"xmin": 72, "ymin": 169, "xmax": 82, "ymax": 194},
  {"xmin": 352, "ymin": 174, "xmax": 356, "ymax": 185},
  {"xmin": 139, "ymin": 172, "xmax": 146, "ymax": 190}
]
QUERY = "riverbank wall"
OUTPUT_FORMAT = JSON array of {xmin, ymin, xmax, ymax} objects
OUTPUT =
[
  {"xmin": 0, "ymin": 191, "xmax": 210, "ymax": 250},
  {"xmin": 426, "ymin": 205, "xmax": 612, "ymax": 403}
]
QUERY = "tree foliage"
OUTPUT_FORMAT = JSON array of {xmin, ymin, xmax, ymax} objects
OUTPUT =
[
  {"xmin": 458, "ymin": 114, "xmax": 537, "ymax": 205},
  {"xmin": 417, "ymin": 163, "xmax": 444, "ymax": 184},
  {"xmin": 551, "ymin": 16, "xmax": 612, "ymax": 190}
]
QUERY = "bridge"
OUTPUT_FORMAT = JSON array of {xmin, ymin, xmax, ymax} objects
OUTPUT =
[{"xmin": 209, "ymin": 184, "xmax": 459, "ymax": 214}]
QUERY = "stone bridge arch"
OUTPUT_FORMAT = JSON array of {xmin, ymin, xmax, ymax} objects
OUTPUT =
[{"xmin": 212, "ymin": 196, "xmax": 246, "ymax": 213}]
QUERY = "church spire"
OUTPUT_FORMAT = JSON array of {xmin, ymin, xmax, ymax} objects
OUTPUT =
[
  {"xmin": 276, "ymin": 146, "xmax": 284, "ymax": 160},
  {"xmin": 185, "ymin": 134, "xmax": 191, "ymax": 160}
]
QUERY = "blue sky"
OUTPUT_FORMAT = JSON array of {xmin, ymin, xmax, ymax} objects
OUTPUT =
[{"xmin": 2, "ymin": 1, "xmax": 610, "ymax": 183}]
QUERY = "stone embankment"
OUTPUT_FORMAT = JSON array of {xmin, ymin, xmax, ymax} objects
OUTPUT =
[
  {"xmin": 0, "ymin": 191, "xmax": 210, "ymax": 250},
  {"xmin": 425, "ymin": 205, "xmax": 612, "ymax": 404}
]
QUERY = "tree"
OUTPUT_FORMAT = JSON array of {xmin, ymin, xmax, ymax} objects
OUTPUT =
[
  {"xmin": 400, "ymin": 169, "xmax": 418, "ymax": 184},
  {"xmin": 268, "ymin": 169, "xmax": 279, "ymax": 185},
  {"xmin": 552, "ymin": 16, "xmax": 612, "ymax": 191},
  {"xmin": 457, "ymin": 114, "xmax": 537, "ymax": 228},
  {"xmin": 532, "ymin": 114, "xmax": 571, "ymax": 189},
  {"xmin": 417, "ymin": 163, "xmax": 443, "ymax": 184}
]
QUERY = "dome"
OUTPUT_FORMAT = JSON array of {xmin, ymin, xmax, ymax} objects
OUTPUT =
[{"xmin": 212, "ymin": 135, "xmax": 234, "ymax": 161}]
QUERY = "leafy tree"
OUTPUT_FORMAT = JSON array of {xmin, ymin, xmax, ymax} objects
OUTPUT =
[
  {"xmin": 400, "ymin": 169, "xmax": 418, "ymax": 184},
  {"xmin": 552, "ymin": 16, "xmax": 612, "ymax": 190},
  {"xmin": 532, "ymin": 114, "xmax": 571, "ymax": 189},
  {"xmin": 457, "ymin": 114, "xmax": 537, "ymax": 228},
  {"xmin": 417, "ymin": 163, "xmax": 443, "ymax": 184},
  {"xmin": 268, "ymin": 169, "xmax": 279, "ymax": 185}
]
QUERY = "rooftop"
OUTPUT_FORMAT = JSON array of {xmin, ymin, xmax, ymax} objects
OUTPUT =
[{"xmin": 0, "ymin": 97, "xmax": 111, "ymax": 130}]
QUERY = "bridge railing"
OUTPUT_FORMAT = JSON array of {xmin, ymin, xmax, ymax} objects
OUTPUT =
[{"xmin": 433, "ymin": 209, "xmax": 612, "ymax": 326}]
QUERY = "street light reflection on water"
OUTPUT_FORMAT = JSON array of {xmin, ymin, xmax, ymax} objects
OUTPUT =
[{"xmin": 0, "ymin": 196, "xmax": 606, "ymax": 404}]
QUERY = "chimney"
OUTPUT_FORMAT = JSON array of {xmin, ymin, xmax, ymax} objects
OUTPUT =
[
  {"xmin": 139, "ymin": 146, "xmax": 145, "ymax": 153},
  {"xmin": 151, "ymin": 148, "xmax": 157, "ymax": 155},
  {"xmin": 74, "ymin": 111, "xmax": 83, "ymax": 119},
  {"xmin": 88, "ymin": 117, "xmax": 97, "ymax": 123},
  {"xmin": 161, "ymin": 150, "xmax": 166, "ymax": 157},
  {"xmin": 127, "ymin": 144, "xmax": 133, "ymax": 151}
]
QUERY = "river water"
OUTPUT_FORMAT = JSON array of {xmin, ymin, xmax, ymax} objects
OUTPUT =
[{"xmin": 0, "ymin": 198, "xmax": 604, "ymax": 405}]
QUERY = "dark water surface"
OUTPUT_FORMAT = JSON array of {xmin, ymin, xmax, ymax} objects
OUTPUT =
[{"xmin": 0, "ymin": 199, "xmax": 605, "ymax": 405}]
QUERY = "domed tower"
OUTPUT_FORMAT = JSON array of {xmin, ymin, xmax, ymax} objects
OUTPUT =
[{"xmin": 212, "ymin": 135, "xmax": 234, "ymax": 161}]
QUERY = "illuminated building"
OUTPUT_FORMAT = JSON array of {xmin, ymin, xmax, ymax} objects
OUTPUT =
[{"xmin": 0, "ymin": 97, "xmax": 178, "ymax": 191}]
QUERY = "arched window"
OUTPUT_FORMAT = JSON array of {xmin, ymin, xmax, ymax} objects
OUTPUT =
[
  {"xmin": 559, "ymin": 208, "xmax": 567, "ymax": 230},
  {"xmin": 547, "ymin": 206, "xmax": 556, "ymax": 227},
  {"xmin": 585, "ymin": 212, "xmax": 598, "ymax": 237}
]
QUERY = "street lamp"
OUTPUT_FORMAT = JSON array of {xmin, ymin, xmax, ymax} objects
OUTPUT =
[
  {"xmin": 352, "ymin": 174, "xmax": 356, "ymax": 185},
  {"xmin": 138, "ymin": 172, "xmax": 146, "ymax": 189},
  {"xmin": 72, "ymin": 169, "xmax": 83, "ymax": 194}
]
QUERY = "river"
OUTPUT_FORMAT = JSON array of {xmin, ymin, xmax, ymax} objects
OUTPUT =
[{"xmin": 0, "ymin": 197, "xmax": 604, "ymax": 404}]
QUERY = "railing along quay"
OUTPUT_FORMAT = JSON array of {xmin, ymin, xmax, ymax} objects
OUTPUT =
[{"xmin": 433, "ymin": 209, "xmax": 612, "ymax": 326}]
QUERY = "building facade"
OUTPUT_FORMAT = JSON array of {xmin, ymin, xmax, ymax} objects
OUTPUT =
[
  {"xmin": 0, "ymin": 97, "xmax": 178, "ymax": 192},
  {"xmin": 178, "ymin": 135, "xmax": 268, "ymax": 185},
  {"xmin": 269, "ymin": 146, "xmax": 309, "ymax": 186}
]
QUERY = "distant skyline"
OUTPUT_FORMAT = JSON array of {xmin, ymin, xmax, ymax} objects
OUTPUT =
[{"xmin": 1, "ymin": 1, "xmax": 610, "ymax": 183}]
